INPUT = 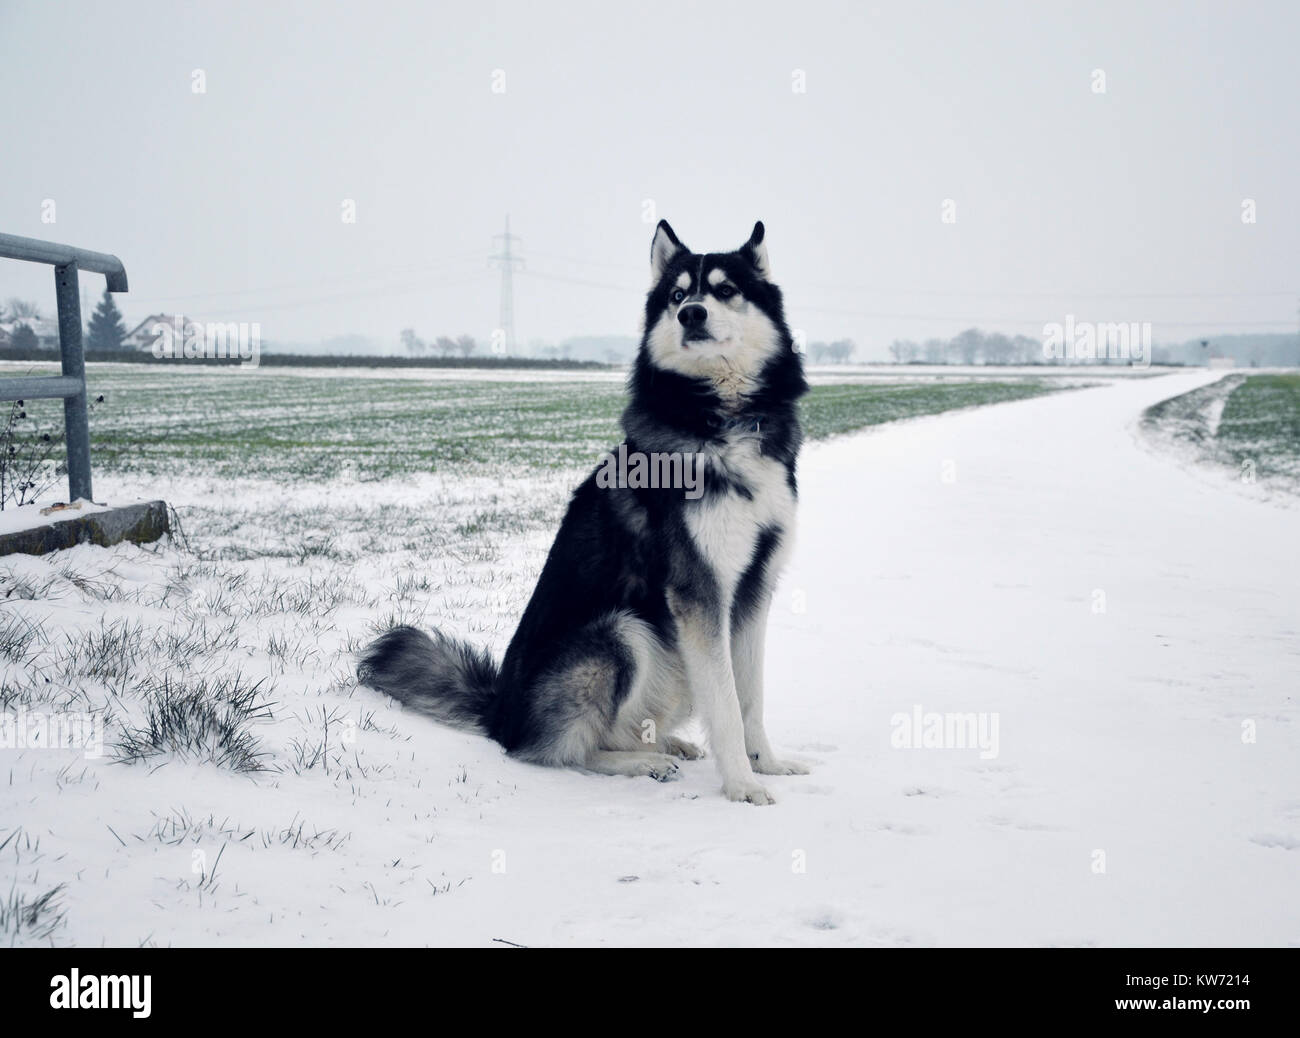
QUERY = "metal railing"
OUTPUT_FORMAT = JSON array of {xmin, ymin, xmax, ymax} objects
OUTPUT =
[{"xmin": 0, "ymin": 232, "xmax": 129, "ymax": 502}]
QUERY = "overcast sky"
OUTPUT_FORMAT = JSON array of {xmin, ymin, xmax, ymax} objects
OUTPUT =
[{"xmin": 2, "ymin": 0, "xmax": 1296, "ymax": 356}]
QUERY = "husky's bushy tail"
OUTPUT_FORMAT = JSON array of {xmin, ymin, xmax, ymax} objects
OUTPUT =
[{"xmin": 357, "ymin": 626, "xmax": 498, "ymax": 733}]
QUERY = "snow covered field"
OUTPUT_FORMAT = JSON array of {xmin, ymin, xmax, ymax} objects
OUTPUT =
[{"xmin": 2, "ymin": 369, "xmax": 1297, "ymax": 946}]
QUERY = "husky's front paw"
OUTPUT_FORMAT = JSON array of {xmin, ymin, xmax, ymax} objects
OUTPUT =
[
  {"xmin": 723, "ymin": 780, "xmax": 776, "ymax": 805},
  {"xmin": 662, "ymin": 736, "xmax": 706, "ymax": 760},
  {"xmin": 751, "ymin": 755, "xmax": 810, "ymax": 776},
  {"xmin": 636, "ymin": 754, "xmax": 681, "ymax": 782}
]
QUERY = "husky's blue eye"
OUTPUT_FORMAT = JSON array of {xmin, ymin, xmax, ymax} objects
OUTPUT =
[{"xmin": 672, "ymin": 289, "xmax": 686, "ymax": 302}]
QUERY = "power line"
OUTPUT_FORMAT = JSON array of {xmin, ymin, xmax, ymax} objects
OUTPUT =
[
  {"xmin": 518, "ymin": 267, "xmax": 1296, "ymax": 329},
  {"xmin": 174, "ymin": 269, "xmax": 493, "ymax": 323},
  {"xmin": 527, "ymin": 248, "xmax": 646, "ymax": 275},
  {"xmin": 139, "ymin": 252, "xmax": 484, "ymax": 306},
  {"xmin": 520, "ymin": 268, "xmax": 641, "ymax": 294}
]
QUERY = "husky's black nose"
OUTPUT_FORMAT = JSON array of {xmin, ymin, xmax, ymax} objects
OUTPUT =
[{"xmin": 677, "ymin": 303, "xmax": 708, "ymax": 329}]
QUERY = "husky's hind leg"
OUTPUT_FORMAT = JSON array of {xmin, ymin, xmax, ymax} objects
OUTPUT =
[
  {"xmin": 511, "ymin": 611, "xmax": 694, "ymax": 782},
  {"xmin": 603, "ymin": 619, "xmax": 699, "ymax": 757},
  {"xmin": 508, "ymin": 612, "xmax": 650, "ymax": 773}
]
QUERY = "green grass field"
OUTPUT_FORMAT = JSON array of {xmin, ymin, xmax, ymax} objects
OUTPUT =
[
  {"xmin": 1143, "ymin": 373, "xmax": 1300, "ymax": 490},
  {"xmin": 6, "ymin": 365, "xmax": 1063, "ymax": 485},
  {"xmin": 1214, "ymin": 374, "xmax": 1300, "ymax": 482}
]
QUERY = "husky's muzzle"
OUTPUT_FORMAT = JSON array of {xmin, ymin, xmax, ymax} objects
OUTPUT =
[{"xmin": 678, "ymin": 303, "xmax": 713, "ymax": 344}]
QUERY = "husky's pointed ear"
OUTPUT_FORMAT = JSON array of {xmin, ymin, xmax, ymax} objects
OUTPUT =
[
  {"xmin": 650, "ymin": 220, "xmax": 686, "ymax": 282},
  {"xmin": 741, "ymin": 221, "xmax": 771, "ymax": 280}
]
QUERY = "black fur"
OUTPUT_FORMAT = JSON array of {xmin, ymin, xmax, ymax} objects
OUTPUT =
[
  {"xmin": 731, "ymin": 525, "xmax": 783, "ymax": 630},
  {"xmin": 358, "ymin": 221, "xmax": 807, "ymax": 766}
]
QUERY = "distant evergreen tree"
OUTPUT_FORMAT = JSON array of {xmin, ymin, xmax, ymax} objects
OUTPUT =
[{"xmin": 86, "ymin": 287, "xmax": 127, "ymax": 352}]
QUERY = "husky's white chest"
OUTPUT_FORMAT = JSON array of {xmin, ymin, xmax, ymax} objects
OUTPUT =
[{"xmin": 684, "ymin": 436, "xmax": 796, "ymax": 599}]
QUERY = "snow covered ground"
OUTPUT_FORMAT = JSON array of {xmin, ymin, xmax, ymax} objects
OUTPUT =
[{"xmin": 2, "ymin": 369, "xmax": 1296, "ymax": 946}]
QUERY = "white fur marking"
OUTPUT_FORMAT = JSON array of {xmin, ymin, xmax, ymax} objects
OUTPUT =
[{"xmin": 686, "ymin": 437, "xmax": 796, "ymax": 602}]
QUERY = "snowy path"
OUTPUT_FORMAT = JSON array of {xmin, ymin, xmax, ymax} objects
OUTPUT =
[
  {"xmin": 374, "ymin": 369, "xmax": 1298, "ymax": 946},
  {"xmin": 8, "ymin": 370, "xmax": 1298, "ymax": 946}
]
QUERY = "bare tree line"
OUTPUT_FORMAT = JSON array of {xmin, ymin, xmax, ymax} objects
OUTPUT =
[
  {"xmin": 806, "ymin": 339, "xmax": 857, "ymax": 363},
  {"xmin": 399, "ymin": 329, "xmax": 479, "ymax": 358},
  {"xmin": 889, "ymin": 328, "xmax": 1045, "ymax": 365}
]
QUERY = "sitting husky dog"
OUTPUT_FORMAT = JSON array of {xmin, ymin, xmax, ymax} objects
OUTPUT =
[{"xmin": 359, "ymin": 220, "xmax": 809, "ymax": 804}]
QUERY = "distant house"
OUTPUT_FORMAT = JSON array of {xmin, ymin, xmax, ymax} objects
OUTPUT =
[
  {"xmin": 122, "ymin": 314, "xmax": 170, "ymax": 351},
  {"xmin": 122, "ymin": 314, "xmax": 205, "ymax": 353},
  {"xmin": 0, "ymin": 315, "xmax": 60, "ymax": 349}
]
